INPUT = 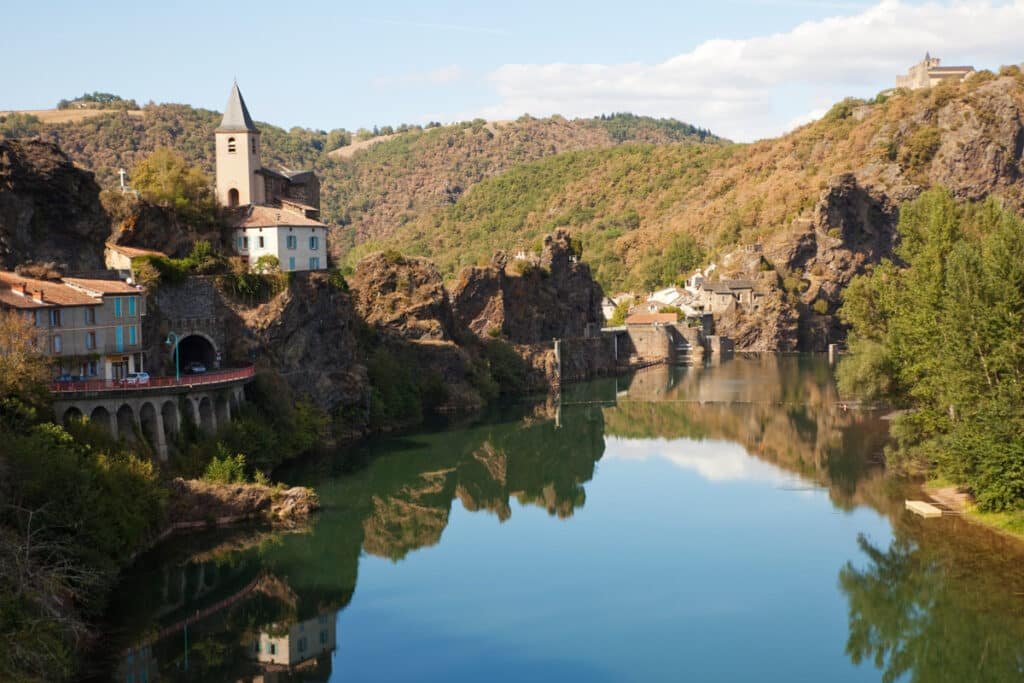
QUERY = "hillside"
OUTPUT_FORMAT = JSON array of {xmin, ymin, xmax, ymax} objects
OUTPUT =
[
  {"xmin": 1, "ymin": 105, "xmax": 719, "ymax": 251},
  {"xmin": 349, "ymin": 68, "xmax": 1024, "ymax": 347}
]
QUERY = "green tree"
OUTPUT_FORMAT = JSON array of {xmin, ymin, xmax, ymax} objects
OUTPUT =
[{"xmin": 130, "ymin": 148, "xmax": 216, "ymax": 224}]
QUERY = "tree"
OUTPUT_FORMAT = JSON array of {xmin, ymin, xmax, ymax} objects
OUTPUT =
[
  {"xmin": 608, "ymin": 299, "xmax": 632, "ymax": 326},
  {"xmin": 839, "ymin": 188, "xmax": 1024, "ymax": 510},
  {"xmin": 130, "ymin": 148, "xmax": 215, "ymax": 224},
  {"xmin": 0, "ymin": 311, "xmax": 51, "ymax": 414}
]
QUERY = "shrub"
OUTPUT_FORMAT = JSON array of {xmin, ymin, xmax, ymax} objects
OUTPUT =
[
  {"xmin": 203, "ymin": 449, "xmax": 248, "ymax": 484},
  {"xmin": 900, "ymin": 126, "xmax": 942, "ymax": 172},
  {"xmin": 812, "ymin": 298, "xmax": 829, "ymax": 315}
]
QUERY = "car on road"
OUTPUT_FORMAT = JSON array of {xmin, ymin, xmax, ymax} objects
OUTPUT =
[
  {"xmin": 186, "ymin": 362, "xmax": 207, "ymax": 374},
  {"xmin": 123, "ymin": 372, "xmax": 151, "ymax": 386}
]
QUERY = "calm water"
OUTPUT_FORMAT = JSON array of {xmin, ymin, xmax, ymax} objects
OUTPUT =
[{"xmin": 99, "ymin": 355, "xmax": 1024, "ymax": 682}]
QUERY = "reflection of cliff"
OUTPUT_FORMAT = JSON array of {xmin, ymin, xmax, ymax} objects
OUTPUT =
[
  {"xmin": 604, "ymin": 357, "xmax": 891, "ymax": 508},
  {"xmin": 840, "ymin": 515, "xmax": 1024, "ymax": 683}
]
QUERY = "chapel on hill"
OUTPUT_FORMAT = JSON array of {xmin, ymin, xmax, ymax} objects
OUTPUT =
[{"xmin": 216, "ymin": 82, "xmax": 327, "ymax": 272}]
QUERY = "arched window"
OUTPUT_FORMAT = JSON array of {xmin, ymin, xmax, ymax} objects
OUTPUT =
[
  {"xmin": 228, "ymin": 188, "xmax": 239, "ymax": 207},
  {"xmin": 227, "ymin": 137, "xmax": 236, "ymax": 153}
]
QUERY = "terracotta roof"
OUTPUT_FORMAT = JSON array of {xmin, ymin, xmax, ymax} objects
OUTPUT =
[
  {"xmin": 0, "ymin": 272, "xmax": 99, "ymax": 308},
  {"xmin": 625, "ymin": 313, "xmax": 678, "ymax": 325},
  {"xmin": 230, "ymin": 204, "xmax": 326, "ymax": 229},
  {"xmin": 105, "ymin": 242, "xmax": 167, "ymax": 258},
  {"xmin": 62, "ymin": 277, "xmax": 142, "ymax": 295}
]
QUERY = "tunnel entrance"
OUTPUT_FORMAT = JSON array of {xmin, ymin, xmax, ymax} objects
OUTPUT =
[{"xmin": 176, "ymin": 335, "xmax": 217, "ymax": 371}]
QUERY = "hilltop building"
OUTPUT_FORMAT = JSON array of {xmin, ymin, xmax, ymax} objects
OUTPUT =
[
  {"xmin": 216, "ymin": 82, "xmax": 327, "ymax": 272},
  {"xmin": 0, "ymin": 272, "xmax": 145, "ymax": 380},
  {"xmin": 896, "ymin": 53, "xmax": 975, "ymax": 91}
]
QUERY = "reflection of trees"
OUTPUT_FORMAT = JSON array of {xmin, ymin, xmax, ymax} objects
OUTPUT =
[
  {"xmin": 104, "ymin": 400, "xmax": 606, "ymax": 679},
  {"xmin": 605, "ymin": 356, "xmax": 891, "ymax": 509},
  {"xmin": 840, "ymin": 526, "xmax": 1024, "ymax": 683}
]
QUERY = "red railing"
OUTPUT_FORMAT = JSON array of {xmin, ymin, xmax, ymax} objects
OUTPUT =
[{"xmin": 50, "ymin": 365, "xmax": 255, "ymax": 394}]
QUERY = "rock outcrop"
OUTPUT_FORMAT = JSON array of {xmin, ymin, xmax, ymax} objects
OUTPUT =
[
  {"xmin": 166, "ymin": 478, "xmax": 319, "ymax": 528},
  {"xmin": 349, "ymin": 252, "xmax": 456, "ymax": 341},
  {"xmin": 0, "ymin": 139, "xmax": 110, "ymax": 271},
  {"xmin": 452, "ymin": 229, "xmax": 605, "ymax": 344}
]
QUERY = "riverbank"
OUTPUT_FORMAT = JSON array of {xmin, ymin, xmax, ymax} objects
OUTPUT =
[{"xmin": 925, "ymin": 480, "xmax": 1024, "ymax": 541}]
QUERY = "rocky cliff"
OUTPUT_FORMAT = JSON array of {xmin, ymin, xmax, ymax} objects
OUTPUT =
[
  {"xmin": 452, "ymin": 229, "xmax": 605, "ymax": 344},
  {"xmin": 0, "ymin": 139, "xmax": 109, "ymax": 271}
]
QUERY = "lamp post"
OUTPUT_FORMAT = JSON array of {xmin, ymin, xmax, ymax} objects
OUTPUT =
[{"xmin": 165, "ymin": 332, "xmax": 180, "ymax": 384}]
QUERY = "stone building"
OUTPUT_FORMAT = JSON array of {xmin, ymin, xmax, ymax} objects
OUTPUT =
[
  {"xmin": 896, "ymin": 53, "xmax": 975, "ymax": 91},
  {"xmin": 216, "ymin": 82, "xmax": 328, "ymax": 271},
  {"xmin": 0, "ymin": 271, "xmax": 146, "ymax": 379}
]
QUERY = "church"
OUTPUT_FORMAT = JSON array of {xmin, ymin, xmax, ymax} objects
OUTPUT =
[{"xmin": 216, "ymin": 82, "xmax": 328, "ymax": 271}]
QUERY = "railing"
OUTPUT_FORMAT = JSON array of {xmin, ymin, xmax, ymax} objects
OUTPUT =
[{"xmin": 50, "ymin": 365, "xmax": 255, "ymax": 394}]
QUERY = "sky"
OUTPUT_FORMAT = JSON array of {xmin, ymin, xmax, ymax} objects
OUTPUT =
[{"xmin": 4, "ymin": 1, "xmax": 1024, "ymax": 142}]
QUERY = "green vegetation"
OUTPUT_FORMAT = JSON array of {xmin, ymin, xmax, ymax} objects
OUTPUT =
[
  {"xmin": 57, "ymin": 92, "xmax": 138, "ymax": 110},
  {"xmin": 838, "ymin": 188, "xmax": 1024, "ymax": 511},
  {"xmin": 592, "ymin": 112, "xmax": 718, "ymax": 143},
  {"xmin": 130, "ymin": 148, "xmax": 216, "ymax": 225},
  {"xmin": 202, "ymin": 449, "xmax": 249, "ymax": 484},
  {"xmin": 607, "ymin": 299, "xmax": 632, "ymax": 326},
  {"xmin": 0, "ymin": 313, "xmax": 164, "ymax": 682},
  {"xmin": 0, "ymin": 112, "xmax": 42, "ymax": 138}
]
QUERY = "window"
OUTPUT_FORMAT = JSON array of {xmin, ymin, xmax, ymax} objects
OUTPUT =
[
  {"xmin": 309, "ymin": 236, "xmax": 319, "ymax": 250},
  {"xmin": 268, "ymin": 643, "xmax": 277, "ymax": 655},
  {"xmin": 298, "ymin": 637, "xmax": 307, "ymax": 653},
  {"xmin": 286, "ymin": 235, "xmax": 297, "ymax": 249},
  {"xmin": 288, "ymin": 256, "xmax": 295, "ymax": 271},
  {"xmin": 243, "ymin": 236, "xmax": 249, "ymax": 249},
  {"xmin": 129, "ymin": 326, "xmax": 137, "ymax": 346},
  {"xmin": 49, "ymin": 309, "xmax": 63, "ymax": 327},
  {"xmin": 320, "ymin": 630, "xmax": 328, "ymax": 644},
  {"xmin": 86, "ymin": 331, "xmax": 96, "ymax": 350},
  {"xmin": 52, "ymin": 335, "xmax": 62, "ymax": 353},
  {"xmin": 34, "ymin": 310, "xmax": 44, "ymax": 327},
  {"xmin": 258, "ymin": 235, "xmax": 265, "ymax": 249},
  {"xmin": 309, "ymin": 257, "xmax": 320, "ymax": 270},
  {"xmin": 115, "ymin": 326, "xmax": 124, "ymax": 352},
  {"xmin": 227, "ymin": 137, "xmax": 236, "ymax": 153},
  {"xmin": 86, "ymin": 360, "xmax": 98, "ymax": 376},
  {"xmin": 114, "ymin": 297, "xmax": 122, "ymax": 318},
  {"xmin": 128, "ymin": 297, "xmax": 136, "ymax": 316},
  {"xmin": 253, "ymin": 641, "xmax": 260, "ymax": 654},
  {"xmin": 84, "ymin": 307, "xmax": 96, "ymax": 325}
]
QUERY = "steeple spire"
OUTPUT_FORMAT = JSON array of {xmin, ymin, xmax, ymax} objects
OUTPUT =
[{"xmin": 217, "ymin": 82, "xmax": 258, "ymax": 133}]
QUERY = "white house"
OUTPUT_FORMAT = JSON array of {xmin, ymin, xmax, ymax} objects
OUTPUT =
[
  {"xmin": 231, "ymin": 202, "xmax": 327, "ymax": 272},
  {"xmin": 216, "ymin": 82, "xmax": 328, "ymax": 271}
]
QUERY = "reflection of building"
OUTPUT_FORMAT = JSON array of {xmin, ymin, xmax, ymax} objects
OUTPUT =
[
  {"xmin": 250, "ymin": 611, "xmax": 337, "ymax": 671},
  {"xmin": 0, "ymin": 271, "xmax": 146, "ymax": 379},
  {"xmin": 116, "ymin": 643, "xmax": 157, "ymax": 683}
]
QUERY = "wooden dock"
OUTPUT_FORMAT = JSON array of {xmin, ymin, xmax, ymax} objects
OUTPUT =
[{"xmin": 905, "ymin": 500, "xmax": 944, "ymax": 518}]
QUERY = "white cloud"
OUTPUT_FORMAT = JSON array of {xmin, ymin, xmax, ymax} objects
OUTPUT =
[
  {"xmin": 372, "ymin": 65, "xmax": 467, "ymax": 89},
  {"xmin": 606, "ymin": 436, "xmax": 802, "ymax": 486},
  {"xmin": 479, "ymin": 1, "xmax": 1024, "ymax": 141}
]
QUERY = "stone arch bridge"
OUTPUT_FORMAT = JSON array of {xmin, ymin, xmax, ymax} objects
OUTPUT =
[{"xmin": 52, "ymin": 367, "xmax": 254, "ymax": 461}]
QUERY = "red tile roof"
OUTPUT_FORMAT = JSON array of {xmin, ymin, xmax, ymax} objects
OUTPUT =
[
  {"xmin": 105, "ymin": 242, "xmax": 167, "ymax": 258},
  {"xmin": 230, "ymin": 204, "xmax": 326, "ymax": 229},
  {"xmin": 625, "ymin": 313, "xmax": 678, "ymax": 325},
  {"xmin": 62, "ymin": 277, "xmax": 142, "ymax": 295},
  {"xmin": 0, "ymin": 272, "xmax": 99, "ymax": 308}
]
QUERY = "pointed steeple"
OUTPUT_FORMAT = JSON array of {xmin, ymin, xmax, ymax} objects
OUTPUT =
[{"xmin": 217, "ymin": 81, "xmax": 258, "ymax": 133}]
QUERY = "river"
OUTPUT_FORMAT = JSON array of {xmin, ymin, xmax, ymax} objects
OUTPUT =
[{"xmin": 97, "ymin": 355, "xmax": 1024, "ymax": 682}]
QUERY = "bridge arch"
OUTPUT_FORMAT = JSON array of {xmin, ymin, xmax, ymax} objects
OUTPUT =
[
  {"xmin": 139, "ymin": 402, "xmax": 161, "ymax": 455},
  {"xmin": 61, "ymin": 406, "xmax": 83, "ymax": 427},
  {"xmin": 175, "ymin": 333, "xmax": 218, "ymax": 370},
  {"xmin": 215, "ymin": 393, "xmax": 230, "ymax": 426},
  {"xmin": 198, "ymin": 396, "xmax": 216, "ymax": 434},
  {"xmin": 90, "ymin": 406, "xmax": 114, "ymax": 437},
  {"xmin": 161, "ymin": 400, "xmax": 179, "ymax": 446},
  {"xmin": 116, "ymin": 404, "xmax": 137, "ymax": 443}
]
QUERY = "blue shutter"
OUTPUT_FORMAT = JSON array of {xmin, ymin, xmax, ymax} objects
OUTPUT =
[
  {"xmin": 115, "ymin": 326, "xmax": 124, "ymax": 352},
  {"xmin": 128, "ymin": 297, "xmax": 136, "ymax": 316},
  {"xmin": 114, "ymin": 297, "xmax": 122, "ymax": 318},
  {"xmin": 289, "ymin": 257, "xmax": 295, "ymax": 271},
  {"xmin": 129, "ymin": 326, "xmax": 137, "ymax": 345}
]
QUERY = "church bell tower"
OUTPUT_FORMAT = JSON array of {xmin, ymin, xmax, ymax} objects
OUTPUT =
[{"xmin": 215, "ymin": 82, "xmax": 264, "ymax": 207}]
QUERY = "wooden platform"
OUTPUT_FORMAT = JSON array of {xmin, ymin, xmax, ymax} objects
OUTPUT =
[{"xmin": 905, "ymin": 500, "xmax": 943, "ymax": 518}]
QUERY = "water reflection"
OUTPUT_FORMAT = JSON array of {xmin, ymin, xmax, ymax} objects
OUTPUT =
[{"xmin": 100, "ymin": 356, "xmax": 1024, "ymax": 682}]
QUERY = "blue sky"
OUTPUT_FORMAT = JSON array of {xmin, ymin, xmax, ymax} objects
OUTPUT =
[{"xmin": 4, "ymin": 1, "xmax": 1024, "ymax": 141}]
